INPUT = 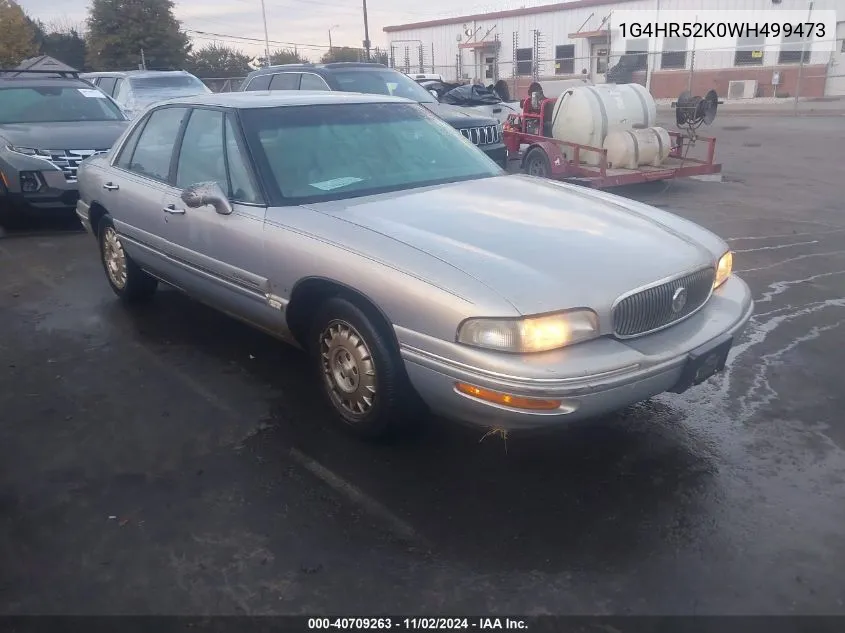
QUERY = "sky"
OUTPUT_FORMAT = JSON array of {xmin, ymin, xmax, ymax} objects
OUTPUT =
[{"xmin": 19, "ymin": 0, "xmax": 557, "ymax": 61}]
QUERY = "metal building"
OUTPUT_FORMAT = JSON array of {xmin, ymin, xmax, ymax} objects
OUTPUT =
[{"xmin": 383, "ymin": 0, "xmax": 845, "ymax": 99}]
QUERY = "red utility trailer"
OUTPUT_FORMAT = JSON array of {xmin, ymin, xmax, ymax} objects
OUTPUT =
[{"xmin": 502, "ymin": 92, "xmax": 722, "ymax": 188}]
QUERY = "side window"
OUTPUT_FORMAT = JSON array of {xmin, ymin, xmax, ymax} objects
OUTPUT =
[
  {"xmin": 245, "ymin": 74, "xmax": 271, "ymax": 91},
  {"xmin": 269, "ymin": 73, "xmax": 300, "ymax": 90},
  {"xmin": 98, "ymin": 77, "xmax": 117, "ymax": 96},
  {"xmin": 224, "ymin": 115, "xmax": 261, "ymax": 204},
  {"xmin": 300, "ymin": 73, "xmax": 330, "ymax": 91},
  {"xmin": 115, "ymin": 118, "xmax": 148, "ymax": 169},
  {"xmin": 175, "ymin": 108, "xmax": 226, "ymax": 190},
  {"xmin": 113, "ymin": 78, "xmax": 128, "ymax": 103},
  {"xmin": 128, "ymin": 107, "xmax": 189, "ymax": 181}
]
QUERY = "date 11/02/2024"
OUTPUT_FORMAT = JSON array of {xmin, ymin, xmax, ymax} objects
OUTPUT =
[
  {"xmin": 307, "ymin": 618, "xmax": 528, "ymax": 630},
  {"xmin": 620, "ymin": 21, "xmax": 826, "ymax": 39}
]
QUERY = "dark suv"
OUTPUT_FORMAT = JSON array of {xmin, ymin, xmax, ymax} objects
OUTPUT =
[
  {"xmin": 0, "ymin": 69, "xmax": 128, "ymax": 225},
  {"xmin": 240, "ymin": 63, "xmax": 507, "ymax": 167}
]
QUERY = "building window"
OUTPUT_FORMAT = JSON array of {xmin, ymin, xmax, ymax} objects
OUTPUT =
[
  {"xmin": 516, "ymin": 47, "xmax": 533, "ymax": 75},
  {"xmin": 778, "ymin": 32, "xmax": 811, "ymax": 64},
  {"xmin": 484, "ymin": 55, "xmax": 495, "ymax": 79},
  {"xmin": 593, "ymin": 46, "xmax": 608, "ymax": 74},
  {"xmin": 735, "ymin": 35, "xmax": 765, "ymax": 66},
  {"xmin": 555, "ymin": 44, "xmax": 575, "ymax": 74},
  {"xmin": 625, "ymin": 39, "xmax": 648, "ymax": 71},
  {"xmin": 660, "ymin": 37, "xmax": 687, "ymax": 70}
]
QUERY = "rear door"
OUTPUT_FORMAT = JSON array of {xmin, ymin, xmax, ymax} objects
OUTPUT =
[
  {"xmin": 157, "ymin": 107, "xmax": 279, "ymax": 329},
  {"xmin": 103, "ymin": 106, "xmax": 190, "ymax": 277}
]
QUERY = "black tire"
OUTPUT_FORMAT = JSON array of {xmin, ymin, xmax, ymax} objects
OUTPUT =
[
  {"xmin": 524, "ymin": 147, "xmax": 551, "ymax": 178},
  {"xmin": 98, "ymin": 215, "xmax": 158, "ymax": 303},
  {"xmin": 310, "ymin": 296, "xmax": 418, "ymax": 440}
]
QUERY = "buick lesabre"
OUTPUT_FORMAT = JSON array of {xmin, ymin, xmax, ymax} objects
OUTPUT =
[{"xmin": 76, "ymin": 92, "xmax": 753, "ymax": 439}]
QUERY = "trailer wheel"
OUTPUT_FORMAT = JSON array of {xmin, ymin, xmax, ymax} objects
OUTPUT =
[{"xmin": 524, "ymin": 147, "xmax": 551, "ymax": 178}]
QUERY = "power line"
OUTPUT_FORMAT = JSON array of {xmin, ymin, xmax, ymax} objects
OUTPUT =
[
  {"xmin": 228, "ymin": 0, "xmax": 435, "ymax": 17},
  {"xmin": 187, "ymin": 29, "xmax": 335, "ymax": 50}
]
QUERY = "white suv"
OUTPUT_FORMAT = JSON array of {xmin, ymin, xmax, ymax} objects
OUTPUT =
[{"xmin": 81, "ymin": 70, "xmax": 211, "ymax": 119}]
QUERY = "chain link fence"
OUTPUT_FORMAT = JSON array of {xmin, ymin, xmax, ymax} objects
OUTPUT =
[{"xmin": 199, "ymin": 37, "xmax": 844, "ymax": 107}]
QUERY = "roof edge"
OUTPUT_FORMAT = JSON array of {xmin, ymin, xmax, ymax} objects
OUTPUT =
[{"xmin": 383, "ymin": 0, "xmax": 635, "ymax": 33}]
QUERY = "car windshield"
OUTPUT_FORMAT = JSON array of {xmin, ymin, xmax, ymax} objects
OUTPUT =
[
  {"xmin": 240, "ymin": 102, "xmax": 501, "ymax": 204},
  {"xmin": 129, "ymin": 75, "xmax": 210, "ymax": 97},
  {"xmin": 331, "ymin": 69, "xmax": 437, "ymax": 103},
  {"xmin": 0, "ymin": 86, "xmax": 125, "ymax": 124}
]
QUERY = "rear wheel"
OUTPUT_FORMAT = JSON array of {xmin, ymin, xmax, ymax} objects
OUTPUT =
[
  {"xmin": 310, "ymin": 296, "xmax": 417, "ymax": 439},
  {"xmin": 524, "ymin": 147, "xmax": 551, "ymax": 178},
  {"xmin": 98, "ymin": 216, "xmax": 158, "ymax": 303}
]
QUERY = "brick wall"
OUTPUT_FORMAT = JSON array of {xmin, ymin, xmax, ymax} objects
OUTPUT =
[
  {"xmin": 502, "ymin": 64, "xmax": 827, "ymax": 101},
  {"xmin": 632, "ymin": 65, "xmax": 828, "ymax": 99}
]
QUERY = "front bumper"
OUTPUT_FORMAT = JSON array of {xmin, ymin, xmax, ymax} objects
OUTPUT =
[
  {"xmin": 398, "ymin": 275, "xmax": 754, "ymax": 430},
  {"xmin": 1, "ymin": 169, "xmax": 79, "ymax": 214}
]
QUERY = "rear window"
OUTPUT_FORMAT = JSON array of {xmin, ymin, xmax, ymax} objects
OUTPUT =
[
  {"xmin": 130, "ymin": 75, "xmax": 209, "ymax": 92},
  {"xmin": 0, "ymin": 86, "xmax": 125, "ymax": 124}
]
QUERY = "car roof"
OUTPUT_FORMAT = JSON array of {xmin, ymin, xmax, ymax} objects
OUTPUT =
[
  {"xmin": 249, "ymin": 62, "xmax": 388, "ymax": 76},
  {"xmin": 0, "ymin": 75, "xmax": 91, "ymax": 89},
  {"xmin": 154, "ymin": 90, "xmax": 413, "ymax": 109},
  {"xmin": 81, "ymin": 70, "xmax": 197, "ymax": 79}
]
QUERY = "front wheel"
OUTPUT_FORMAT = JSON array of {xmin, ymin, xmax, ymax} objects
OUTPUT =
[
  {"xmin": 523, "ymin": 147, "xmax": 551, "ymax": 178},
  {"xmin": 98, "ymin": 216, "xmax": 158, "ymax": 303},
  {"xmin": 311, "ymin": 297, "xmax": 417, "ymax": 439}
]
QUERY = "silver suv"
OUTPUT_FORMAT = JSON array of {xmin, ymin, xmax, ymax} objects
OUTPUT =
[
  {"xmin": 81, "ymin": 70, "xmax": 211, "ymax": 119},
  {"xmin": 0, "ymin": 69, "xmax": 128, "ymax": 225}
]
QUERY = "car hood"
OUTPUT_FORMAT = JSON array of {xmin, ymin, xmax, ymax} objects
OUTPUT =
[
  {"xmin": 308, "ymin": 175, "xmax": 722, "ymax": 316},
  {"xmin": 0, "ymin": 120, "xmax": 128, "ymax": 150},
  {"xmin": 420, "ymin": 102, "xmax": 498, "ymax": 128}
]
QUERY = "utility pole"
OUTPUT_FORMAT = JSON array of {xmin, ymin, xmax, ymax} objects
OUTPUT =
[
  {"xmin": 362, "ymin": 0, "xmax": 371, "ymax": 61},
  {"xmin": 794, "ymin": 0, "xmax": 814, "ymax": 115},
  {"xmin": 139, "ymin": 48, "xmax": 146, "ymax": 70},
  {"xmin": 328, "ymin": 29, "xmax": 333, "ymax": 52},
  {"xmin": 260, "ymin": 0, "xmax": 271, "ymax": 66}
]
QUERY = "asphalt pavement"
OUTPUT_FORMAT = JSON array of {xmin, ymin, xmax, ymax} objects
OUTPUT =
[{"xmin": 1, "ymin": 115, "xmax": 844, "ymax": 615}]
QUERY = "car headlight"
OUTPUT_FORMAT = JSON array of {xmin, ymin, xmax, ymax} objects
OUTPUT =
[
  {"xmin": 457, "ymin": 309, "xmax": 599, "ymax": 353},
  {"xmin": 714, "ymin": 251, "xmax": 733, "ymax": 289},
  {"xmin": 7, "ymin": 145, "xmax": 50, "ymax": 157}
]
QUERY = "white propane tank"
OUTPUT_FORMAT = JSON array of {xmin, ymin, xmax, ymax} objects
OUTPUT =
[
  {"xmin": 603, "ymin": 127, "xmax": 672, "ymax": 169},
  {"xmin": 550, "ymin": 83, "xmax": 658, "ymax": 165}
]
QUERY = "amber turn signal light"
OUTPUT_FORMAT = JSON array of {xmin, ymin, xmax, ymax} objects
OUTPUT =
[{"xmin": 455, "ymin": 382, "xmax": 562, "ymax": 411}]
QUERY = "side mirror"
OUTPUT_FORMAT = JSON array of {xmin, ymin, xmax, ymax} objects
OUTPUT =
[
  {"xmin": 181, "ymin": 181, "xmax": 233, "ymax": 215},
  {"xmin": 429, "ymin": 89, "xmax": 440, "ymax": 99}
]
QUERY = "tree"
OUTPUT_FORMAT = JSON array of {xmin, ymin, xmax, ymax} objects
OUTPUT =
[
  {"xmin": 86, "ymin": 0, "xmax": 190, "ymax": 71},
  {"xmin": 267, "ymin": 48, "xmax": 307, "ymax": 66},
  {"xmin": 0, "ymin": 0, "xmax": 37, "ymax": 67},
  {"xmin": 185, "ymin": 43, "xmax": 252, "ymax": 78},
  {"xmin": 320, "ymin": 46, "xmax": 361, "ymax": 64},
  {"xmin": 42, "ymin": 25, "xmax": 88, "ymax": 70}
]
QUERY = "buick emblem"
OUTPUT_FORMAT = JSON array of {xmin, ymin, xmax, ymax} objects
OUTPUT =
[{"xmin": 671, "ymin": 287, "xmax": 688, "ymax": 313}]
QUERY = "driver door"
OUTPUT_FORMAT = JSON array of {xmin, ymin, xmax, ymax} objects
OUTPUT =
[{"xmin": 158, "ymin": 107, "xmax": 280, "ymax": 331}]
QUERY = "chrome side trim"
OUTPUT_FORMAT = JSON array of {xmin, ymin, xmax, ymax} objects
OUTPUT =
[{"xmin": 120, "ymin": 234, "xmax": 267, "ymax": 302}]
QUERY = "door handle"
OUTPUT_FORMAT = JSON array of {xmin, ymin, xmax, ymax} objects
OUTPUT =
[
  {"xmin": 163, "ymin": 204, "xmax": 185, "ymax": 215},
  {"xmin": 102, "ymin": 182, "xmax": 119, "ymax": 191}
]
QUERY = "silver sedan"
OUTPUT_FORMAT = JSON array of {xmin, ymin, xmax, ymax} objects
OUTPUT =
[{"xmin": 76, "ymin": 91, "xmax": 753, "ymax": 439}]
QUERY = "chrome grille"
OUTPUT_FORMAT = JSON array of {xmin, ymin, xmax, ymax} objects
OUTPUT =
[
  {"xmin": 459, "ymin": 125, "xmax": 500, "ymax": 146},
  {"xmin": 612, "ymin": 267, "xmax": 715, "ymax": 338},
  {"xmin": 42, "ymin": 149, "xmax": 108, "ymax": 182}
]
